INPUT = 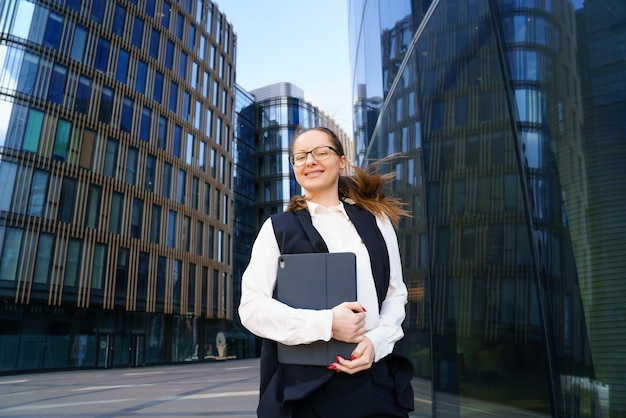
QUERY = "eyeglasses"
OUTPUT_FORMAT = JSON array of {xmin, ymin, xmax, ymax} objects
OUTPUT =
[{"xmin": 289, "ymin": 146, "xmax": 341, "ymax": 167}]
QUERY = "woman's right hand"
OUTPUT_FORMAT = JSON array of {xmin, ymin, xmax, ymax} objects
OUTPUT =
[{"xmin": 331, "ymin": 302, "xmax": 367, "ymax": 343}]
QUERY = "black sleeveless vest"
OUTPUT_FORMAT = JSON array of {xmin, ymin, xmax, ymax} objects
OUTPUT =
[{"xmin": 256, "ymin": 203, "xmax": 392, "ymax": 417}]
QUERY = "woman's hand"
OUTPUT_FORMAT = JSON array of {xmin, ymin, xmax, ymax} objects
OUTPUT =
[
  {"xmin": 328, "ymin": 337, "xmax": 375, "ymax": 374},
  {"xmin": 331, "ymin": 301, "xmax": 366, "ymax": 343}
]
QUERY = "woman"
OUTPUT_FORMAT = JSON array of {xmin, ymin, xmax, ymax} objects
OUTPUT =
[{"xmin": 239, "ymin": 127, "xmax": 414, "ymax": 417}]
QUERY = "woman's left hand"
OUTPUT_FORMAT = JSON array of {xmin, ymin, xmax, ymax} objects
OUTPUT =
[{"xmin": 328, "ymin": 336, "xmax": 375, "ymax": 375}]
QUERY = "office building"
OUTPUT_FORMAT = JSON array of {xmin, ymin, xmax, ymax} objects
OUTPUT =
[
  {"xmin": 0, "ymin": 0, "xmax": 239, "ymax": 370},
  {"xmin": 349, "ymin": 0, "xmax": 624, "ymax": 416}
]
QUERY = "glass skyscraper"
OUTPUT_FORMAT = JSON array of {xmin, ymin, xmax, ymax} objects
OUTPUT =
[
  {"xmin": 350, "ymin": 0, "xmax": 625, "ymax": 416},
  {"xmin": 0, "ymin": 0, "xmax": 241, "ymax": 370}
]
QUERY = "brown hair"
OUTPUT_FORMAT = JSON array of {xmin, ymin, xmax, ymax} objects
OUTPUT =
[{"xmin": 286, "ymin": 127, "xmax": 409, "ymax": 226}]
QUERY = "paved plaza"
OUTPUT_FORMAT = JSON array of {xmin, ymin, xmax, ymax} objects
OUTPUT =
[{"xmin": 0, "ymin": 359, "xmax": 260, "ymax": 417}]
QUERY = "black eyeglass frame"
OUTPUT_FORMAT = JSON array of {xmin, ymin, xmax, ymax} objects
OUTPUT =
[{"xmin": 289, "ymin": 146, "xmax": 342, "ymax": 167}]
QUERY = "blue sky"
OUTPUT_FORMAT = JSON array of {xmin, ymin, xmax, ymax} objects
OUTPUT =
[{"xmin": 216, "ymin": 0, "xmax": 353, "ymax": 134}]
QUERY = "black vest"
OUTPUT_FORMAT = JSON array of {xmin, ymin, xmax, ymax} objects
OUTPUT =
[{"xmin": 256, "ymin": 203, "xmax": 392, "ymax": 417}]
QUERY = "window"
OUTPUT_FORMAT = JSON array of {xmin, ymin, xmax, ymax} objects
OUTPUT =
[
  {"xmin": 150, "ymin": 204, "xmax": 161, "ymax": 243},
  {"xmin": 48, "ymin": 64, "xmax": 67, "ymax": 104},
  {"xmin": 91, "ymin": 1, "xmax": 105, "ymax": 23},
  {"xmin": 109, "ymin": 192, "xmax": 123, "ymax": 234},
  {"xmin": 132, "ymin": 16, "xmax": 144, "ymax": 47},
  {"xmin": 33, "ymin": 233, "xmax": 54, "ymax": 284},
  {"xmin": 182, "ymin": 216, "xmax": 190, "ymax": 252},
  {"xmin": 131, "ymin": 198, "xmax": 143, "ymax": 238},
  {"xmin": 120, "ymin": 96, "xmax": 133, "ymax": 133},
  {"xmin": 162, "ymin": 162, "xmax": 172, "ymax": 198},
  {"xmin": 91, "ymin": 243, "xmax": 106, "ymax": 290},
  {"xmin": 186, "ymin": 133, "xmax": 194, "ymax": 165},
  {"xmin": 70, "ymin": 24, "xmax": 88, "ymax": 61},
  {"xmin": 75, "ymin": 76, "xmax": 91, "ymax": 114},
  {"xmin": 116, "ymin": 48, "xmax": 129, "ymax": 84},
  {"xmin": 125, "ymin": 146, "xmax": 138, "ymax": 185},
  {"xmin": 153, "ymin": 71, "xmax": 164, "ymax": 102},
  {"xmin": 204, "ymin": 183, "xmax": 210, "ymax": 215},
  {"xmin": 135, "ymin": 60, "xmax": 147, "ymax": 93},
  {"xmin": 177, "ymin": 169, "xmax": 186, "ymax": 204},
  {"xmin": 145, "ymin": 154, "xmax": 156, "ymax": 191},
  {"xmin": 53, "ymin": 119, "xmax": 71, "ymax": 161},
  {"xmin": 64, "ymin": 238, "xmax": 82, "ymax": 287},
  {"xmin": 115, "ymin": 248, "xmax": 129, "ymax": 308},
  {"xmin": 157, "ymin": 115, "xmax": 167, "ymax": 149},
  {"xmin": 23, "ymin": 109, "xmax": 43, "ymax": 152},
  {"xmin": 165, "ymin": 41, "xmax": 175, "ymax": 69},
  {"xmin": 112, "ymin": 5, "xmax": 126, "ymax": 37},
  {"xmin": 179, "ymin": 51, "xmax": 188, "ymax": 79},
  {"xmin": 94, "ymin": 38, "xmax": 110, "ymax": 73},
  {"xmin": 27, "ymin": 170, "xmax": 48, "ymax": 217},
  {"xmin": 196, "ymin": 221, "xmax": 203, "ymax": 255},
  {"xmin": 0, "ymin": 163, "xmax": 18, "ymax": 212},
  {"xmin": 173, "ymin": 124, "xmax": 182, "ymax": 157},
  {"xmin": 85, "ymin": 185, "xmax": 101, "ymax": 229},
  {"xmin": 169, "ymin": 81, "xmax": 178, "ymax": 112},
  {"xmin": 167, "ymin": 210, "xmax": 177, "ymax": 248},
  {"xmin": 103, "ymin": 137, "xmax": 118, "ymax": 178},
  {"xmin": 18, "ymin": 53, "xmax": 39, "ymax": 96},
  {"xmin": 192, "ymin": 176, "xmax": 199, "ymax": 210},
  {"xmin": 137, "ymin": 252, "xmax": 149, "ymax": 310},
  {"xmin": 58, "ymin": 177, "xmax": 77, "ymax": 223},
  {"xmin": 149, "ymin": 28, "xmax": 160, "ymax": 60},
  {"xmin": 208, "ymin": 226, "xmax": 215, "ymax": 259},
  {"xmin": 140, "ymin": 106, "xmax": 151, "ymax": 141},
  {"xmin": 99, "ymin": 86, "xmax": 113, "ymax": 123},
  {"xmin": 43, "ymin": 12, "xmax": 63, "ymax": 50}
]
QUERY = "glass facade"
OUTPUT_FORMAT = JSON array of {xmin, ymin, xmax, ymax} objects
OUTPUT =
[
  {"xmin": 350, "ymin": 0, "xmax": 625, "ymax": 416},
  {"xmin": 250, "ymin": 82, "xmax": 352, "ymax": 223},
  {"xmin": 0, "ymin": 0, "xmax": 243, "ymax": 371}
]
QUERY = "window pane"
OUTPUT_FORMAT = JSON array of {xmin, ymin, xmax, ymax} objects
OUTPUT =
[
  {"xmin": 58, "ymin": 177, "xmax": 77, "ymax": 223},
  {"xmin": 64, "ymin": 238, "xmax": 82, "ymax": 287},
  {"xmin": 70, "ymin": 24, "xmax": 87, "ymax": 61},
  {"xmin": 27, "ymin": 169, "xmax": 48, "ymax": 217},
  {"xmin": 33, "ymin": 233, "xmax": 54, "ymax": 284},
  {"xmin": 53, "ymin": 119, "xmax": 71, "ymax": 160},
  {"xmin": 0, "ymin": 228, "xmax": 22, "ymax": 281},
  {"xmin": 48, "ymin": 64, "xmax": 67, "ymax": 104},
  {"xmin": 85, "ymin": 185, "xmax": 101, "ymax": 229},
  {"xmin": 75, "ymin": 75, "xmax": 91, "ymax": 114},
  {"xmin": 23, "ymin": 109, "xmax": 43, "ymax": 152}
]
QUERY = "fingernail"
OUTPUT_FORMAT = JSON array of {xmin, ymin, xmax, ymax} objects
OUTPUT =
[
  {"xmin": 362, "ymin": 307, "xmax": 367, "ymax": 312},
  {"xmin": 336, "ymin": 355, "xmax": 341, "ymax": 362},
  {"xmin": 327, "ymin": 364, "xmax": 337, "ymax": 371},
  {"xmin": 350, "ymin": 355, "xmax": 356, "ymax": 361}
]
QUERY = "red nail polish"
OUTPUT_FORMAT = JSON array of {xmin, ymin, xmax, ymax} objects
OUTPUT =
[
  {"xmin": 350, "ymin": 355, "xmax": 356, "ymax": 361},
  {"xmin": 362, "ymin": 307, "xmax": 367, "ymax": 312},
  {"xmin": 336, "ymin": 355, "xmax": 341, "ymax": 362},
  {"xmin": 327, "ymin": 364, "xmax": 337, "ymax": 371}
]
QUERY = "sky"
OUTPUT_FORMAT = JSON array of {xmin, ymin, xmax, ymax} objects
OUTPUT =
[{"xmin": 215, "ymin": 0, "xmax": 354, "ymax": 134}]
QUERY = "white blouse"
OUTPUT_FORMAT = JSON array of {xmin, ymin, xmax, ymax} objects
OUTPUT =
[{"xmin": 238, "ymin": 201, "xmax": 408, "ymax": 362}]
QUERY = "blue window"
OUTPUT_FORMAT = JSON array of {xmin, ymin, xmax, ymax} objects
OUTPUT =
[
  {"xmin": 48, "ymin": 64, "xmax": 67, "ymax": 104},
  {"xmin": 173, "ymin": 124, "xmax": 182, "ymax": 158},
  {"xmin": 23, "ymin": 109, "xmax": 43, "ymax": 152},
  {"xmin": 145, "ymin": 1, "xmax": 155, "ymax": 16},
  {"xmin": 132, "ymin": 17, "xmax": 143, "ymax": 48},
  {"xmin": 75, "ymin": 76, "xmax": 91, "ymax": 114},
  {"xmin": 70, "ymin": 24, "xmax": 87, "ymax": 61},
  {"xmin": 17, "ymin": 53, "xmax": 39, "ymax": 95},
  {"xmin": 99, "ymin": 86, "xmax": 113, "ymax": 123},
  {"xmin": 67, "ymin": 0, "xmax": 81, "ymax": 12},
  {"xmin": 116, "ymin": 48, "xmax": 129, "ymax": 84},
  {"xmin": 169, "ymin": 81, "xmax": 178, "ymax": 112},
  {"xmin": 94, "ymin": 38, "xmax": 110, "ymax": 73},
  {"xmin": 150, "ymin": 204, "xmax": 161, "ymax": 244},
  {"xmin": 177, "ymin": 169, "xmax": 185, "ymax": 204},
  {"xmin": 149, "ymin": 29, "xmax": 160, "ymax": 60},
  {"xmin": 182, "ymin": 91, "xmax": 190, "ymax": 122},
  {"xmin": 131, "ymin": 198, "xmax": 143, "ymax": 239},
  {"xmin": 153, "ymin": 71, "xmax": 163, "ymax": 102},
  {"xmin": 140, "ymin": 106, "xmax": 151, "ymax": 141},
  {"xmin": 179, "ymin": 51, "xmax": 187, "ymax": 79},
  {"xmin": 167, "ymin": 210, "xmax": 177, "ymax": 248},
  {"xmin": 27, "ymin": 170, "xmax": 49, "ymax": 217},
  {"xmin": 145, "ymin": 154, "xmax": 156, "ymax": 191},
  {"xmin": 135, "ymin": 60, "xmax": 147, "ymax": 93},
  {"xmin": 188, "ymin": 25, "xmax": 196, "ymax": 50},
  {"xmin": 165, "ymin": 40, "xmax": 174, "ymax": 69},
  {"xmin": 120, "ymin": 96, "xmax": 133, "ymax": 133},
  {"xmin": 112, "ymin": 5, "xmax": 125, "ymax": 37},
  {"xmin": 158, "ymin": 116, "xmax": 167, "ymax": 150},
  {"xmin": 176, "ymin": 13, "xmax": 184, "ymax": 40},
  {"xmin": 91, "ymin": 1, "xmax": 106, "ymax": 24},
  {"xmin": 43, "ymin": 12, "xmax": 63, "ymax": 50},
  {"xmin": 161, "ymin": 2, "xmax": 171, "ymax": 28}
]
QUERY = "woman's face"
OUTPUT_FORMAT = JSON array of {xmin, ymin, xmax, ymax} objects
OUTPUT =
[{"xmin": 291, "ymin": 130, "xmax": 346, "ymax": 202}]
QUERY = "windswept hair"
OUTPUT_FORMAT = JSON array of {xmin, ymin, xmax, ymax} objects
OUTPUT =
[{"xmin": 286, "ymin": 127, "xmax": 410, "ymax": 226}]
